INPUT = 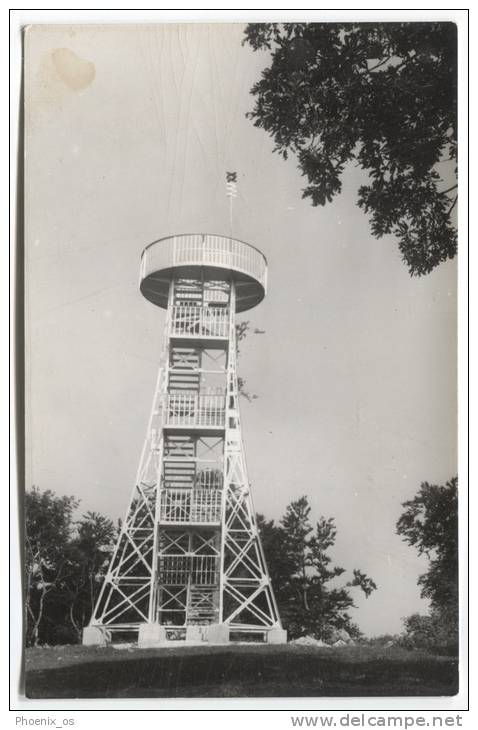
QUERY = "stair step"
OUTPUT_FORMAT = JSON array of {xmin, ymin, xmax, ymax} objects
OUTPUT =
[
  {"xmin": 168, "ymin": 387, "xmax": 201, "ymax": 393},
  {"xmin": 163, "ymin": 477, "xmax": 195, "ymax": 485},
  {"xmin": 164, "ymin": 464, "xmax": 194, "ymax": 470},
  {"xmin": 164, "ymin": 446, "xmax": 194, "ymax": 458},
  {"xmin": 164, "ymin": 461, "xmax": 195, "ymax": 469},
  {"xmin": 163, "ymin": 478, "xmax": 194, "ymax": 484},
  {"xmin": 164, "ymin": 446, "xmax": 194, "ymax": 456},
  {"xmin": 169, "ymin": 373, "xmax": 200, "ymax": 379},
  {"xmin": 169, "ymin": 385, "xmax": 198, "ymax": 392},
  {"xmin": 164, "ymin": 464, "xmax": 195, "ymax": 470},
  {"xmin": 163, "ymin": 473, "xmax": 195, "ymax": 478}
]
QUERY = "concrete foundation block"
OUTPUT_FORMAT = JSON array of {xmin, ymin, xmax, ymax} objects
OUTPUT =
[
  {"xmin": 204, "ymin": 623, "xmax": 230, "ymax": 644},
  {"xmin": 138, "ymin": 623, "xmax": 167, "ymax": 647},
  {"xmin": 82, "ymin": 625, "xmax": 107, "ymax": 646},
  {"xmin": 267, "ymin": 627, "xmax": 288, "ymax": 644}
]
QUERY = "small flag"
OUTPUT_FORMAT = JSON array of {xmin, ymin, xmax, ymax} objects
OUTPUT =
[{"xmin": 226, "ymin": 171, "xmax": 237, "ymax": 198}]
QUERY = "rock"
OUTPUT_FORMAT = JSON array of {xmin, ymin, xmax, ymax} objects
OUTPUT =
[
  {"xmin": 290, "ymin": 635, "xmax": 330, "ymax": 647},
  {"xmin": 333, "ymin": 639, "xmax": 347, "ymax": 647}
]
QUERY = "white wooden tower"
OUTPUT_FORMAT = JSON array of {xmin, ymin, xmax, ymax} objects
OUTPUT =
[{"xmin": 83, "ymin": 234, "xmax": 286, "ymax": 646}]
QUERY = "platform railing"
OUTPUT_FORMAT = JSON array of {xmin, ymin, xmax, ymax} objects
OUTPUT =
[
  {"xmin": 141, "ymin": 234, "xmax": 267, "ymax": 292},
  {"xmin": 158, "ymin": 555, "xmax": 219, "ymax": 585},
  {"xmin": 159, "ymin": 488, "xmax": 222, "ymax": 524},
  {"xmin": 170, "ymin": 305, "xmax": 229, "ymax": 338},
  {"xmin": 196, "ymin": 468, "xmax": 223, "ymax": 490},
  {"xmin": 166, "ymin": 393, "xmax": 226, "ymax": 428}
]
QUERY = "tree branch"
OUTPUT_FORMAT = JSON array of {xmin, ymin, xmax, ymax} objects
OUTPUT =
[
  {"xmin": 447, "ymin": 195, "xmax": 457, "ymax": 215},
  {"xmin": 367, "ymin": 55, "xmax": 392, "ymax": 73},
  {"xmin": 440, "ymin": 184, "xmax": 458, "ymax": 196}
]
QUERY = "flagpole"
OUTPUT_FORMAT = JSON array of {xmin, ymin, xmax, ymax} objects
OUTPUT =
[{"xmin": 226, "ymin": 171, "xmax": 237, "ymax": 238}]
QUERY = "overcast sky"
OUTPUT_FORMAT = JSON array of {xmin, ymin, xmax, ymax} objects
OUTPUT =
[{"xmin": 25, "ymin": 23, "xmax": 457, "ymax": 637}]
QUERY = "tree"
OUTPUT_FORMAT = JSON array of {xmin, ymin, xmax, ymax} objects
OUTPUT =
[
  {"xmin": 25, "ymin": 487, "xmax": 118, "ymax": 645},
  {"xmin": 25, "ymin": 487, "xmax": 79, "ymax": 646},
  {"xmin": 244, "ymin": 23, "xmax": 457, "ymax": 276},
  {"xmin": 396, "ymin": 477, "xmax": 458, "ymax": 649},
  {"xmin": 63, "ymin": 512, "xmax": 116, "ymax": 641},
  {"xmin": 256, "ymin": 513, "xmax": 292, "ymax": 591},
  {"xmin": 258, "ymin": 496, "xmax": 377, "ymax": 640}
]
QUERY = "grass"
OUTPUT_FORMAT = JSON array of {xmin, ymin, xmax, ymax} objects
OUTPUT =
[{"xmin": 25, "ymin": 643, "xmax": 458, "ymax": 699}]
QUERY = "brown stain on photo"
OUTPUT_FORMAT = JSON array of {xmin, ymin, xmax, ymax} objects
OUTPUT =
[
  {"xmin": 51, "ymin": 48, "xmax": 96, "ymax": 91},
  {"xmin": 27, "ymin": 47, "xmax": 96, "ymax": 129}
]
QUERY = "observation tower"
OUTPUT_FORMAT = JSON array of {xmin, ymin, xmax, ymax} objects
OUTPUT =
[{"xmin": 83, "ymin": 234, "xmax": 286, "ymax": 646}]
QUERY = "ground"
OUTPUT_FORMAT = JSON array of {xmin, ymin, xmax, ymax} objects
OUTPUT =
[{"xmin": 24, "ymin": 643, "xmax": 458, "ymax": 699}]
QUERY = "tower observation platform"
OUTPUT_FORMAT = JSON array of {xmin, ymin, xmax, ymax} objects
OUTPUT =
[
  {"xmin": 140, "ymin": 233, "xmax": 267, "ymax": 311},
  {"xmin": 84, "ymin": 234, "xmax": 286, "ymax": 647}
]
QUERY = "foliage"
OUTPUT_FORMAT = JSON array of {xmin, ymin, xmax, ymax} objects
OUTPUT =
[
  {"xmin": 396, "ymin": 477, "xmax": 458, "ymax": 651},
  {"xmin": 244, "ymin": 22, "xmax": 457, "ymax": 276},
  {"xmin": 235, "ymin": 320, "xmax": 264, "ymax": 400},
  {"xmin": 398, "ymin": 613, "xmax": 457, "ymax": 656},
  {"xmin": 25, "ymin": 488, "xmax": 79, "ymax": 646},
  {"xmin": 258, "ymin": 496, "xmax": 377, "ymax": 640},
  {"xmin": 25, "ymin": 487, "xmax": 116, "ymax": 646},
  {"xmin": 361, "ymin": 633, "xmax": 399, "ymax": 647},
  {"xmin": 63, "ymin": 512, "xmax": 116, "ymax": 642}
]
